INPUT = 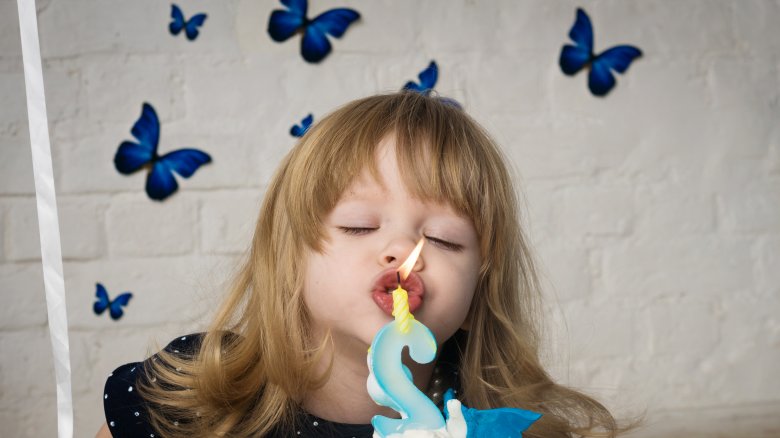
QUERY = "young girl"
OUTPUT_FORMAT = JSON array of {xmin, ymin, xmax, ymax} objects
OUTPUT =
[{"xmin": 98, "ymin": 92, "xmax": 622, "ymax": 437}]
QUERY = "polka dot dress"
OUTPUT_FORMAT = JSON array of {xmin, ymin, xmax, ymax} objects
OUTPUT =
[{"xmin": 103, "ymin": 331, "xmax": 465, "ymax": 437}]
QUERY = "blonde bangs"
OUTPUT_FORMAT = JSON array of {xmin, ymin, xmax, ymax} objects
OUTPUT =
[{"xmin": 285, "ymin": 92, "xmax": 512, "ymax": 272}]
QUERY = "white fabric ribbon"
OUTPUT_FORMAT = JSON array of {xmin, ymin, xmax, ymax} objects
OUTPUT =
[{"xmin": 16, "ymin": 1, "xmax": 74, "ymax": 437}]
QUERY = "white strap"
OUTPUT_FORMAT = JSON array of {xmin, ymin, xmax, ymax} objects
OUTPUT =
[{"xmin": 16, "ymin": 1, "xmax": 74, "ymax": 437}]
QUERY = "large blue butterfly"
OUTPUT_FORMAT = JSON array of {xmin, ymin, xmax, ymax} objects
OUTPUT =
[
  {"xmin": 93, "ymin": 283, "xmax": 133, "ymax": 321},
  {"xmin": 114, "ymin": 103, "xmax": 211, "ymax": 201},
  {"xmin": 290, "ymin": 113, "xmax": 313, "ymax": 138},
  {"xmin": 404, "ymin": 61, "xmax": 439, "ymax": 95},
  {"xmin": 267, "ymin": 0, "xmax": 360, "ymax": 63},
  {"xmin": 559, "ymin": 8, "xmax": 642, "ymax": 96},
  {"xmin": 443, "ymin": 389, "xmax": 541, "ymax": 437},
  {"xmin": 169, "ymin": 4, "xmax": 207, "ymax": 41}
]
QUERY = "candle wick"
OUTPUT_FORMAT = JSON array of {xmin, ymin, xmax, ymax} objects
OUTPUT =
[{"xmin": 396, "ymin": 271, "xmax": 401, "ymax": 287}]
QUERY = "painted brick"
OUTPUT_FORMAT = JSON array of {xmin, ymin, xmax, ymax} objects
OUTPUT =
[
  {"xmin": 58, "ymin": 196, "xmax": 106, "ymax": 260},
  {"xmin": 417, "ymin": 1, "xmax": 502, "ymax": 54},
  {"xmin": 5, "ymin": 198, "xmax": 41, "ymax": 262},
  {"xmin": 0, "ymin": 263, "xmax": 47, "ymax": 329},
  {"xmin": 717, "ymin": 187, "xmax": 780, "ymax": 234},
  {"xmin": 105, "ymin": 196, "xmax": 197, "ymax": 256},
  {"xmin": 602, "ymin": 237, "xmax": 755, "ymax": 299},
  {"xmin": 0, "ymin": 1, "xmax": 22, "ymax": 58},
  {"xmin": 82, "ymin": 53, "xmax": 185, "ymax": 124},
  {"xmin": 753, "ymin": 236, "xmax": 780, "ymax": 296},
  {"xmin": 641, "ymin": 297, "xmax": 720, "ymax": 356},
  {"xmin": 0, "ymin": 137, "xmax": 35, "ymax": 195},
  {"xmin": 0, "ymin": 71, "xmax": 27, "ymax": 128},
  {"xmin": 200, "ymin": 191, "xmax": 261, "ymax": 254},
  {"xmin": 0, "ymin": 203, "xmax": 4, "ymax": 262},
  {"xmin": 55, "ymin": 128, "xmax": 145, "ymax": 195},
  {"xmin": 329, "ymin": 0, "xmax": 420, "ymax": 55},
  {"xmin": 732, "ymin": 0, "xmax": 780, "ymax": 55},
  {"xmin": 565, "ymin": 302, "xmax": 638, "ymax": 358},
  {"xmin": 0, "ymin": 327, "xmax": 56, "ymax": 398},
  {"xmin": 634, "ymin": 185, "xmax": 716, "ymax": 236},
  {"xmin": 41, "ymin": 63, "xmax": 82, "ymax": 123},
  {"xmin": 552, "ymin": 186, "xmax": 634, "ymax": 237},
  {"xmin": 0, "ymin": 396, "xmax": 57, "ymax": 438},
  {"xmin": 535, "ymin": 239, "xmax": 593, "ymax": 302}
]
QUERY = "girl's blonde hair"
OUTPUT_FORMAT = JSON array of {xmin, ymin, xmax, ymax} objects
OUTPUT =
[{"xmin": 139, "ymin": 91, "xmax": 622, "ymax": 437}]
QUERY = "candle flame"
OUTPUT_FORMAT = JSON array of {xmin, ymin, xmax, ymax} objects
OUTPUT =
[{"xmin": 398, "ymin": 238, "xmax": 425, "ymax": 280}]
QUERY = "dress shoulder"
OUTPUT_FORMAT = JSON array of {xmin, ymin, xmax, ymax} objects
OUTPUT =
[{"xmin": 102, "ymin": 334, "xmax": 203, "ymax": 438}]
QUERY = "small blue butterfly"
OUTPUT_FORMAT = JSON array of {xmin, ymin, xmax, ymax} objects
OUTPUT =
[
  {"xmin": 402, "ymin": 61, "xmax": 462, "ymax": 109},
  {"xmin": 443, "ymin": 389, "xmax": 541, "ymax": 437},
  {"xmin": 267, "ymin": 0, "xmax": 360, "ymax": 63},
  {"xmin": 404, "ymin": 61, "xmax": 439, "ymax": 95},
  {"xmin": 169, "ymin": 4, "xmax": 207, "ymax": 41},
  {"xmin": 93, "ymin": 283, "xmax": 133, "ymax": 321},
  {"xmin": 115, "ymin": 103, "xmax": 212, "ymax": 201},
  {"xmin": 559, "ymin": 8, "xmax": 642, "ymax": 96},
  {"xmin": 290, "ymin": 113, "xmax": 313, "ymax": 138}
]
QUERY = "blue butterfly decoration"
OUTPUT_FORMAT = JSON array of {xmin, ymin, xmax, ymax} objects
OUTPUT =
[
  {"xmin": 114, "ymin": 103, "xmax": 212, "ymax": 201},
  {"xmin": 403, "ymin": 61, "xmax": 463, "ymax": 109},
  {"xmin": 169, "ymin": 4, "xmax": 207, "ymax": 41},
  {"xmin": 559, "ymin": 8, "xmax": 642, "ymax": 96},
  {"xmin": 93, "ymin": 283, "xmax": 133, "ymax": 321},
  {"xmin": 290, "ymin": 113, "xmax": 314, "ymax": 138},
  {"xmin": 404, "ymin": 61, "xmax": 439, "ymax": 95},
  {"xmin": 443, "ymin": 389, "xmax": 541, "ymax": 437},
  {"xmin": 267, "ymin": 0, "xmax": 360, "ymax": 63}
]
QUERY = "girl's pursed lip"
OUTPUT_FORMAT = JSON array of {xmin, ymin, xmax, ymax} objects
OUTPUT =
[
  {"xmin": 370, "ymin": 268, "xmax": 425, "ymax": 316},
  {"xmin": 371, "ymin": 268, "xmax": 425, "ymax": 297}
]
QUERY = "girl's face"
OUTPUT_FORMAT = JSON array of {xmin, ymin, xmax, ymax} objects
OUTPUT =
[{"xmin": 303, "ymin": 136, "xmax": 481, "ymax": 355}]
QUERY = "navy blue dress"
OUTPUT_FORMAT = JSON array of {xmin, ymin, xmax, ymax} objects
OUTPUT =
[{"xmin": 103, "ymin": 331, "xmax": 464, "ymax": 437}]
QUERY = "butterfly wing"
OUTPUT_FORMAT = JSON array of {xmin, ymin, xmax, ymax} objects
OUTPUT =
[
  {"xmin": 145, "ymin": 161, "xmax": 178, "ymax": 201},
  {"xmin": 301, "ymin": 8, "xmax": 360, "ymax": 63},
  {"xmin": 267, "ymin": 0, "xmax": 307, "ymax": 42},
  {"xmin": 159, "ymin": 149, "xmax": 212, "ymax": 178},
  {"xmin": 310, "ymin": 8, "xmax": 360, "ymax": 38},
  {"xmin": 404, "ymin": 61, "xmax": 438, "ymax": 94},
  {"xmin": 595, "ymin": 45, "xmax": 643, "ymax": 74},
  {"xmin": 301, "ymin": 25, "xmax": 332, "ymax": 63},
  {"xmin": 114, "ymin": 103, "xmax": 159, "ymax": 174},
  {"xmin": 569, "ymin": 8, "xmax": 593, "ymax": 53},
  {"xmin": 170, "ymin": 4, "xmax": 185, "ymax": 35},
  {"xmin": 184, "ymin": 13, "xmax": 208, "ymax": 40},
  {"xmin": 559, "ymin": 44, "xmax": 592, "ymax": 76},
  {"xmin": 589, "ymin": 45, "xmax": 642, "ymax": 96},
  {"xmin": 108, "ymin": 292, "xmax": 133, "ymax": 320},
  {"xmin": 145, "ymin": 149, "xmax": 210, "ymax": 200},
  {"xmin": 290, "ymin": 113, "xmax": 313, "ymax": 137},
  {"xmin": 559, "ymin": 8, "xmax": 594, "ymax": 75},
  {"xmin": 93, "ymin": 283, "xmax": 109, "ymax": 315}
]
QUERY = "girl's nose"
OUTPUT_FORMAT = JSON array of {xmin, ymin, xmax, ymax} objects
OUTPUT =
[{"xmin": 379, "ymin": 239, "xmax": 424, "ymax": 271}]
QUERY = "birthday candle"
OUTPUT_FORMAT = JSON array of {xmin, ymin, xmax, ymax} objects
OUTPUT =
[
  {"xmin": 391, "ymin": 238, "xmax": 424, "ymax": 334},
  {"xmin": 367, "ymin": 238, "xmax": 447, "ymax": 437}
]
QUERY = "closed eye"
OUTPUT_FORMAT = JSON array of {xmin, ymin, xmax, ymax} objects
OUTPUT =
[
  {"xmin": 425, "ymin": 235, "xmax": 463, "ymax": 252},
  {"xmin": 338, "ymin": 226, "xmax": 377, "ymax": 235}
]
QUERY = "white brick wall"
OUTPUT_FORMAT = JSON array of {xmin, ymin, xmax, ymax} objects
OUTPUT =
[{"xmin": 2, "ymin": 1, "xmax": 779, "ymax": 436}]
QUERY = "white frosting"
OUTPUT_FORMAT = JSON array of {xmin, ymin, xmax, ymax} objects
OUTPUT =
[{"xmin": 372, "ymin": 399, "xmax": 468, "ymax": 438}]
